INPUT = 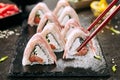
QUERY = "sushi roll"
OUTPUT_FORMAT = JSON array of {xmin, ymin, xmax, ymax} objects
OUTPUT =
[
  {"xmin": 58, "ymin": 6, "xmax": 80, "ymax": 28},
  {"xmin": 63, "ymin": 28, "xmax": 89, "ymax": 59},
  {"xmin": 53, "ymin": 0, "xmax": 70, "ymax": 18},
  {"xmin": 37, "ymin": 12, "xmax": 62, "ymax": 33},
  {"xmin": 61, "ymin": 19, "xmax": 88, "ymax": 42},
  {"xmin": 41, "ymin": 23, "xmax": 65, "ymax": 53},
  {"xmin": 28, "ymin": 2, "xmax": 50, "ymax": 26},
  {"xmin": 22, "ymin": 33, "xmax": 57, "ymax": 66}
]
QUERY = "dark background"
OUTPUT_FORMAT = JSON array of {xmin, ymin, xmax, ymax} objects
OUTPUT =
[{"xmin": 0, "ymin": 0, "xmax": 120, "ymax": 80}]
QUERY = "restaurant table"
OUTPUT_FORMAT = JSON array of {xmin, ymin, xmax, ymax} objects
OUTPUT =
[{"xmin": 0, "ymin": 0, "xmax": 120, "ymax": 80}]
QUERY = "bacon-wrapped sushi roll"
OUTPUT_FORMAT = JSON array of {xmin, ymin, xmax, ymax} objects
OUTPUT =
[
  {"xmin": 63, "ymin": 28, "xmax": 97, "ymax": 59},
  {"xmin": 22, "ymin": 33, "xmax": 57, "ymax": 66},
  {"xmin": 41, "ymin": 23, "xmax": 65, "ymax": 52},
  {"xmin": 28, "ymin": 2, "xmax": 50, "ymax": 26},
  {"xmin": 61, "ymin": 19, "xmax": 88, "ymax": 42},
  {"xmin": 53, "ymin": 0, "xmax": 70, "ymax": 17},
  {"xmin": 37, "ymin": 12, "xmax": 62, "ymax": 32},
  {"xmin": 58, "ymin": 6, "xmax": 80, "ymax": 28}
]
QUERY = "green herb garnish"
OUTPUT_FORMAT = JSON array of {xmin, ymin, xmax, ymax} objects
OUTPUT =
[
  {"xmin": 0, "ymin": 56, "xmax": 8, "ymax": 62},
  {"xmin": 112, "ymin": 64, "xmax": 117, "ymax": 72},
  {"xmin": 94, "ymin": 55, "xmax": 101, "ymax": 60},
  {"xmin": 109, "ymin": 27, "xmax": 120, "ymax": 34}
]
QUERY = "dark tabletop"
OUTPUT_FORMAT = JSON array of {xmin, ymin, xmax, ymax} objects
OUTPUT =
[{"xmin": 0, "ymin": 0, "xmax": 120, "ymax": 80}]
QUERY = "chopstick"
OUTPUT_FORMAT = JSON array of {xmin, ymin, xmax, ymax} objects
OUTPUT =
[
  {"xmin": 87, "ymin": 0, "xmax": 119, "ymax": 31},
  {"xmin": 77, "ymin": 4, "xmax": 120, "ymax": 52}
]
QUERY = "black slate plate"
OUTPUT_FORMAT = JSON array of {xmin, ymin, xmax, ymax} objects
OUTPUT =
[{"xmin": 8, "ymin": 21, "xmax": 110, "ymax": 78}]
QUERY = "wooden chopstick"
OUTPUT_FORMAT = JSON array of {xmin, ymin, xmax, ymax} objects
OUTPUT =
[
  {"xmin": 77, "ymin": 4, "xmax": 120, "ymax": 52},
  {"xmin": 87, "ymin": 0, "xmax": 119, "ymax": 31}
]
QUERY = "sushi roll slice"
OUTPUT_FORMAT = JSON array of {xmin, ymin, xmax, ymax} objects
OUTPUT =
[
  {"xmin": 22, "ymin": 33, "xmax": 57, "ymax": 66},
  {"xmin": 61, "ymin": 19, "xmax": 88, "ymax": 42},
  {"xmin": 63, "ymin": 28, "xmax": 90, "ymax": 59},
  {"xmin": 53, "ymin": 0, "xmax": 70, "ymax": 18},
  {"xmin": 58, "ymin": 6, "xmax": 80, "ymax": 28},
  {"xmin": 41, "ymin": 23, "xmax": 65, "ymax": 53},
  {"xmin": 28, "ymin": 2, "xmax": 50, "ymax": 26},
  {"xmin": 37, "ymin": 12, "xmax": 62, "ymax": 33}
]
